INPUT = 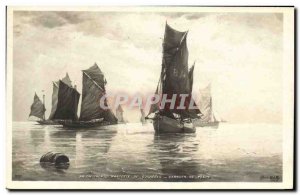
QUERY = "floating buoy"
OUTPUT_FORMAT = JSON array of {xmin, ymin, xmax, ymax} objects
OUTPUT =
[{"xmin": 40, "ymin": 152, "xmax": 69, "ymax": 169}]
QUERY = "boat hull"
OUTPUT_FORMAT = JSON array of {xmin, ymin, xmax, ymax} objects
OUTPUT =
[
  {"xmin": 37, "ymin": 120, "xmax": 60, "ymax": 125},
  {"xmin": 58, "ymin": 119, "xmax": 112, "ymax": 129},
  {"xmin": 194, "ymin": 120, "xmax": 219, "ymax": 128},
  {"xmin": 153, "ymin": 116, "xmax": 196, "ymax": 133}
]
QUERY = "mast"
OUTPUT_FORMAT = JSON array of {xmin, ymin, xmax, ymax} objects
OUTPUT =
[{"xmin": 42, "ymin": 91, "xmax": 45, "ymax": 120}]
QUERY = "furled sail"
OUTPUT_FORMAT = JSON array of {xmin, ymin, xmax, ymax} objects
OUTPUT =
[
  {"xmin": 79, "ymin": 63, "xmax": 117, "ymax": 123},
  {"xmin": 29, "ymin": 93, "xmax": 46, "ymax": 120},
  {"xmin": 52, "ymin": 80, "xmax": 80, "ymax": 120},
  {"xmin": 148, "ymin": 23, "xmax": 200, "ymax": 119}
]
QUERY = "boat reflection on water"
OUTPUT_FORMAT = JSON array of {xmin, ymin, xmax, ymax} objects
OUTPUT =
[{"xmin": 152, "ymin": 133, "xmax": 210, "ymax": 182}]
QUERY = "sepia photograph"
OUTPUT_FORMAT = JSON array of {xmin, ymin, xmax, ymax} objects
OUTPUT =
[{"xmin": 6, "ymin": 6, "xmax": 294, "ymax": 190}]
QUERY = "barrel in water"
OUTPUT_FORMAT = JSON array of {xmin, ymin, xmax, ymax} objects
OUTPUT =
[{"xmin": 40, "ymin": 152, "xmax": 69, "ymax": 168}]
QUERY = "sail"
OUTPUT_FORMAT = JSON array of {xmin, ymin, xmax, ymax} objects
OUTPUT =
[
  {"xmin": 79, "ymin": 63, "xmax": 117, "ymax": 123},
  {"xmin": 188, "ymin": 64, "xmax": 195, "ymax": 93},
  {"xmin": 199, "ymin": 96, "xmax": 212, "ymax": 122},
  {"xmin": 147, "ymin": 80, "xmax": 161, "ymax": 116},
  {"xmin": 116, "ymin": 105, "xmax": 124, "ymax": 122},
  {"xmin": 62, "ymin": 73, "xmax": 72, "ymax": 87},
  {"xmin": 198, "ymin": 84, "xmax": 215, "ymax": 122},
  {"xmin": 163, "ymin": 28, "xmax": 189, "ymax": 95},
  {"xmin": 160, "ymin": 23, "xmax": 199, "ymax": 119},
  {"xmin": 29, "ymin": 93, "xmax": 46, "ymax": 120},
  {"xmin": 185, "ymin": 63, "xmax": 201, "ymax": 118},
  {"xmin": 48, "ymin": 81, "xmax": 59, "ymax": 120},
  {"xmin": 48, "ymin": 72, "xmax": 72, "ymax": 120},
  {"xmin": 52, "ymin": 80, "xmax": 80, "ymax": 120}
]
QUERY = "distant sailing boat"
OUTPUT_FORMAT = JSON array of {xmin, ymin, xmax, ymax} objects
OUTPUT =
[
  {"xmin": 194, "ymin": 84, "xmax": 220, "ymax": 128},
  {"xmin": 29, "ymin": 93, "xmax": 46, "ymax": 122},
  {"xmin": 140, "ymin": 108, "xmax": 147, "ymax": 125},
  {"xmin": 146, "ymin": 23, "xmax": 201, "ymax": 133},
  {"xmin": 59, "ymin": 63, "xmax": 118, "ymax": 128},
  {"xmin": 116, "ymin": 105, "xmax": 126, "ymax": 124},
  {"xmin": 37, "ymin": 73, "xmax": 72, "ymax": 125}
]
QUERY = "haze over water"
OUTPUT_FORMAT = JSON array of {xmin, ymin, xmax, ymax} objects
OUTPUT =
[{"xmin": 12, "ymin": 122, "xmax": 282, "ymax": 182}]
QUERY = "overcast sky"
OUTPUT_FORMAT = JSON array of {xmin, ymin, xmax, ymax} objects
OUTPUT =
[{"xmin": 13, "ymin": 11, "xmax": 283, "ymax": 123}]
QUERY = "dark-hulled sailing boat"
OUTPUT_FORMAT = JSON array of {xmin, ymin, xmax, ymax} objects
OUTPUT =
[
  {"xmin": 194, "ymin": 84, "xmax": 219, "ymax": 128},
  {"xmin": 29, "ymin": 93, "xmax": 46, "ymax": 122},
  {"xmin": 146, "ymin": 23, "xmax": 201, "ymax": 133},
  {"xmin": 37, "ymin": 73, "xmax": 73, "ymax": 125},
  {"xmin": 59, "ymin": 63, "xmax": 118, "ymax": 128}
]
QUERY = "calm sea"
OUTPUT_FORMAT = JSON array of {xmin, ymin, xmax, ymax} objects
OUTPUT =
[{"xmin": 12, "ymin": 122, "xmax": 282, "ymax": 182}]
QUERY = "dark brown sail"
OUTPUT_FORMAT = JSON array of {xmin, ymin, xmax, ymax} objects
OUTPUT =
[
  {"xmin": 29, "ymin": 93, "xmax": 46, "ymax": 120},
  {"xmin": 185, "ymin": 63, "xmax": 201, "ymax": 118},
  {"xmin": 147, "ymin": 79, "xmax": 161, "ymax": 116},
  {"xmin": 52, "ymin": 80, "xmax": 80, "ymax": 120},
  {"xmin": 155, "ymin": 23, "xmax": 200, "ymax": 119},
  {"xmin": 79, "ymin": 63, "xmax": 117, "ymax": 124}
]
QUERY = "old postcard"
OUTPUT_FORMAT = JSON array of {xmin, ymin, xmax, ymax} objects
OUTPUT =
[{"xmin": 6, "ymin": 6, "xmax": 294, "ymax": 190}]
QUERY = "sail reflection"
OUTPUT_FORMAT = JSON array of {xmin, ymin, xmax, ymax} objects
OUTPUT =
[
  {"xmin": 153, "ymin": 134, "xmax": 206, "ymax": 181},
  {"xmin": 75, "ymin": 132, "xmax": 83, "ymax": 168}
]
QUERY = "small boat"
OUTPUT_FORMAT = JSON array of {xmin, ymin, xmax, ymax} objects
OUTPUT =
[
  {"xmin": 56, "ymin": 63, "xmax": 118, "ymax": 128},
  {"xmin": 140, "ymin": 108, "xmax": 147, "ymax": 125},
  {"xmin": 30, "ymin": 73, "xmax": 73, "ymax": 125},
  {"xmin": 194, "ymin": 84, "xmax": 220, "ymax": 128},
  {"xmin": 116, "ymin": 105, "xmax": 126, "ymax": 124},
  {"xmin": 29, "ymin": 93, "xmax": 46, "ymax": 123},
  {"xmin": 146, "ymin": 23, "xmax": 202, "ymax": 134}
]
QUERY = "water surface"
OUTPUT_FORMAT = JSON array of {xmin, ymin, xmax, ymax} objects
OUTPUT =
[{"xmin": 12, "ymin": 122, "xmax": 282, "ymax": 182}]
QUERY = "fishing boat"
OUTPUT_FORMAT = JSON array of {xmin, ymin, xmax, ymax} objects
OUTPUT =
[
  {"xmin": 37, "ymin": 73, "xmax": 72, "ymax": 125},
  {"xmin": 194, "ymin": 84, "xmax": 220, "ymax": 128},
  {"xmin": 116, "ymin": 105, "xmax": 126, "ymax": 124},
  {"xmin": 146, "ymin": 23, "xmax": 201, "ymax": 133},
  {"xmin": 58, "ymin": 63, "xmax": 118, "ymax": 128},
  {"xmin": 29, "ymin": 93, "xmax": 46, "ymax": 123}
]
